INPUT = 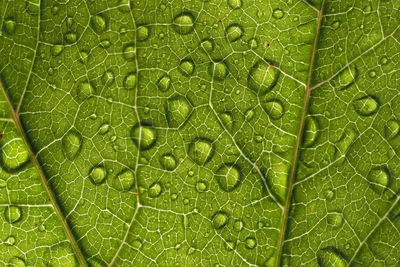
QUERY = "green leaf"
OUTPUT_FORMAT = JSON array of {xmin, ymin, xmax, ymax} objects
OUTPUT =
[{"xmin": 1, "ymin": 0, "xmax": 400, "ymax": 266}]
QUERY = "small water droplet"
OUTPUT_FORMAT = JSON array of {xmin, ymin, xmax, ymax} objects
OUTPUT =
[
  {"xmin": 160, "ymin": 154, "xmax": 177, "ymax": 171},
  {"xmin": 4, "ymin": 235, "xmax": 16, "ymax": 246},
  {"xmin": 195, "ymin": 180, "xmax": 208, "ymax": 192},
  {"xmin": 188, "ymin": 138, "xmax": 214, "ymax": 165},
  {"xmin": 51, "ymin": 5, "xmax": 60, "ymax": 15},
  {"xmin": 215, "ymin": 163, "xmax": 242, "ymax": 192},
  {"xmin": 183, "ymin": 198, "xmax": 189, "ymax": 205},
  {"xmin": 353, "ymin": 95, "xmax": 379, "ymax": 116},
  {"xmin": 336, "ymin": 65, "xmax": 357, "ymax": 89},
  {"xmin": 248, "ymin": 60, "xmax": 279, "ymax": 95},
  {"xmin": 188, "ymin": 170, "xmax": 194, "ymax": 177},
  {"xmin": 245, "ymin": 237, "xmax": 256, "ymax": 249},
  {"xmin": 254, "ymin": 135, "xmax": 263, "ymax": 143},
  {"xmin": 325, "ymin": 190, "xmax": 334, "ymax": 200},
  {"xmin": 91, "ymin": 15, "xmax": 106, "ymax": 34},
  {"xmin": 179, "ymin": 59, "xmax": 195, "ymax": 76},
  {"xmin": 166, "ymin": 96, "xmax": 192, "ymax": 127},
  {"xmin": 137, "ymin": 25, "xmax": 150, "ymax": 41},
  {"xmin": 385, "ymin": 120, "xmax": 400, "ymax": 140},
  {"xmin": 1, "ymin": 138, "xmax": 29, "ymax": 171},
  {"xmin": 124, "ymin": 73, "xmax": 137, "ymax": 90},
  {"xmin": 5, "ymin": 206, "xmax": 22, "ymax": 223},
  {"xmin": 157, "ymin": 75, "xmax": 171, "ymax": 92},
  {"xmin": 201, "ymin": 38, "xmax": 215, "ymax": 52},
  {"xmin": 38, "ymin": 224, "xmax": 46, "ymax": 232},
  {"xmin": 100, "ymin": 39, "xmax": 111, "ymax": 48},
  {"xmin": 226, "ymin": 24, "xmax": 244, "ymax": 42},
  {"xmin": 234, "ymin": 220, "xmax": 243, "ymax": 231},
  {"xmin": 220, "ymin": 112, "xmax": 233, "ymax": 131},
  {"xmin": 303, "ymin": 116, "xmax": 318, "ymax": 147},
  {"xmin": 368, "ymin": 70, "xmax": 377, "ymax": 78},
  {"xmin": 380, "ymin": 56, "xmax": 388, "ymax": 65},
  {"xmin": 327, "ymin": 212, "xmax": 343, "ymax": 228},
  {"xmin": 364, "ymin": 4, "xmax": 372, "ymax": 12},
  {"xmin": 367, "ymin": 167, "xmax": 390, "ymax": 194},
  {"xmin": 248, "ymin": 38, "xmax": 258, "ymax": 49},
  {"xmin": 317, "ymin": 247, "xmax": 347, "ymax": 266},
  {"xmin": 173, "ymin": 12, "xmax": 195, "ymax": 34},
  {"xmin": 334, "ymin": 128, "xmax": 356, "ymax": 165},
  {"xmin": 227, "ymin": 0, "xmax": 241, "ymax": 9},
  {"xmin": 171, "ymin": 193, "xmax": 178, "ymax": 200},
  {"xmin": 0, "ymin": 178, "xmax": 6, "ymax": 188},
  {"xmin": 123, "ymin": 45, "xmax": 136, "ymax": 61},
  {"xmin": 62, "ymin": 130, "xmax": 82, "ymax": 160},
  {"xmin": 209, "ymin": 61, "xmax": 228, "ymax": 80},
  {"xmin": 131, "ymin": 239, "xmax": 142, "ymax": 249},
  {"xmin": 77, "ymin": 82, "xmax": 95, "ymax": 101},
  {"xmin": 113, "ymin": 169, "xmax": 135, "ymax": 191},
  {"xmin": 148, "ymin": 182, "xmax": 162, "ymax": 198},
  {"xmin": 89, "ymin": 165, "xmax": 107, "ymax": 185},
  {"xmin": 131, "ymin": 124, "xmax": 157, "ymax": 150},
  {"xmin": 8, "ymin": 257, "xmax": 26, "ymax": 267},
  {"xmin": 272, "ymin": 9, "xmax": 284, "ymax": 19},
  {"xmin": 331, "ymin": 20, "xmax": 341, "ymax": 30},
  {"xmin": 64, "ymin": 31, "xmax": 77, "ymax": 44},
  {"xmin": 212, "ymin": 211, "xmax": 229, "ymax": 229},
  {"xmin": 245, "ymin": 108, "xmax": 255, "ymax": 121},
  {"xmin": 99, "ymin": 123, "xmax": 110, "ymax": 135},
  {"xmin": 102, "ymin": 70, "xmax": 115, "ymax": 86},
  {"xmin": 3, "ymin": 18, "xmax": 16, "ymax": 34},
  {"xmin": 263, "ymin": 100, "xmax": 284, "ymax": 120},
  {"xmin": 51, "ymin": 45, "xmax": 63, "ymax": 57},
  {"xmin": 225, "ymin": 240, "xmax": 235, "ymax": 251}
]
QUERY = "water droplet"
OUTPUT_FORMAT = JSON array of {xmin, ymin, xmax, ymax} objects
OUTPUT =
[
  {"xmin": 99, "ymin": 123, "xmax": 110, "ymax": 135},
  {"xmin": 272, "ymin": 9, "xmax": 284, "ymax": 19},
  {"xmin": 209, "ymin": 61, "xmax": 228, "ymax": 80},
  {"xmin": 331, "ymin": 20, "xmax": 341, "ymax": 30},
  {"xmin": 137, "ymin": 25, "xmax": 150, "ymax": 41},
  {"xmin": 380, "ymin": 56, "xmax": 388, "ymax": 65},
  {"xmin": 89, "ymin": 165, "xmax": 107, "ymax": 185},
  {"xmin": 64, "ymin": 31, "xmax": 77, "ymax": 43},
  {"xmin": 66, "ymin": 17, "xmax": 74, "ymax": 28},
  {"xmin": 196, "ymin": 180, "xmax": 208, "ymax": 192},
  {"xmin": 245, "ymin": 237, "xmax": 256, "ymax": 249},
  {"xmin": 215, "ymin": 163, "xmax": 242, "ymax": 192},
  {"xmin": 183, "ymin": 198, "xmax": 189, "ymax": 205},
  {"xmin": 227, "ymin": 0, "xmax": 241, "ymax": 9},
  {"xmin": 171, "ymin": 193, "xmax": 178, "ymax": 200},
  {"xmin": 325, "ymin": 190, "xmax": 334, "ymax": 200},
  {"xmin": 77, "ymin": 82, "xmax": 95, "ymax": 101},
  {"xmin": 212, "ymin": 211, "xmax": 229, "ymax": 229},
  {"xmin": 248, "ymin": 60, "xmax": 279, "ymax": 95},
  {"xmin": 263, "ymin": 100, "xmax": 284, "ymax": 120},
  {"xmin": 303, "ymin": 116, "xmax": 318, "ymax": 147},
  {"xmin": 4, "ymin": 235, "xmax": 16, "ymax": 246},
  {"xmin": 385, "ymin": 120, "xmax": 400, "ymax": 140},
  {"xmin": 336, "ymin": 65, "xmax": 357, "ymax": 89},
  {"xmin": 201, "ymin": 38, "xmax": 215, "ymax": 52},
  {"xmin": 160, "ymin": 154, "xmax": 177, "ymax": 170},
  {"xmin": 3, "ymin": 18, "xmax": 16, "ymax": 34},
  {"xmin": 38, "ymin": 224, "xmax": 46, "ymax": 232},
  {"xmin": 123, "ymin": 45, "xmax": 136, "ymax": 61},
  {"xmin": 226, "ymin": 24, "xmax": 244, "ymax": 42},
  {"xmin": 131, "ymin": 124, "xmax": 157, "ymax": 150},
  {"xmin": 157, "ymin": 75, "xmax": 171, "ymax": 92},
  {"xmin": 368, "ymin": 167, "xmax": 390, "ymax": 194},
  {"xmin": 317, "ymin": 247, "xmax": 347, "ymax": 267},
  {"xmin": 188, "ymin": 138, "xmax": 213, "ymax": 165},
  {"xmin": 131, "ymin": 239, "xmax": 142, "ymax": 249},
  {"xmin": 245, "ymin": 108, "xmax": 255, "ymax": 121},
  {"xmin": 255, "ymin": 135, "xmax": 263, "ymax": 143},
  {"xmin": 364, "ymin": 4, "xmax": 372, "ymax": 12},
  {"xmin": 51, "ymin": 45, "xmax": 63, "ymax": 57},
  {"xmin": 124, "ymin": 73, "xmax": 137, "ymax": 90},
  {"xmin": 327, "ymin": 212, "xmax": 343, "ymax": 228},
  {"xmin": 0, "ymin": 178, "xmax": 6, "ymax": 188},
  {"xmin": 118, "ymin": 0, "xmax": 130, "ymax": 13},
  {"xmin": 91, "ymin": 15, "xmax": 106, "ymax": 34},
  {"xmin": 148, "ymin": 182, "xmax": 162, "ymax": 198},
  {"xmin": 225, "ymin": 240, "xmax": 235, "ymax": 251},
  {"xmin": 220, "ymin": 112, "xmax": 233, "ymax": 131},
  {"xmin": 8, "ymin": 257, "xmax": 26, "ymax": 267},
  {"xmin": 248, "ymin": 38, "xmax": 258, "ymax": 49},
  {"xmin": 188, "ymin": 170, "xmax": 194, "ymax": 177},
  {"xmin": 179, "ymin": 59, "xmax": 195, "ymax": 76},
  {"xmin": 166, "ymin": 96, "xmax": 192, "ymax": 127},
  {"xmin": 173, "ymin": 12, "xmax": 195, "ymax": 34},
  {"xmin": 234, "ymin": 220, "xmax": 243, "ymax": 231},
  {"xmin": 100, "ymin": 39, "xmax": 111, "ymax": 48},
  {"xmin": 102, "ymin": 70, "xmax": 115, "ymax": 86},
  {"xmin": 112, "ymin": 169, "xmax": 135, "ymax": 191},
  {"xmin": 5, "ymin": 206, "xmax": 22, "ymax": 223},
  {"xmin": 1, "ymin": 138, "xmax": 29, "ymax": 171},
  {"xmin": 353, "ymin": 95, "xmax": 379, "ymax": 116},
  {"xmin": 368, "ymin": 70, "xmax": 377, "ymax": 78},
  {"xmin": 334, "ymin": 128, "xmax": 356, "ymax": 165}
]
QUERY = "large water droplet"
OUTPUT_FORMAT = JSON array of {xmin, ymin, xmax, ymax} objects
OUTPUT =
[
  {"xmin": 336, "ymin": 65, "xmax": 357, "ymax": 90},
  {"xmin": 209, "ymin": 61, "xmax": 228, "ymax": 80},
  {"xmin": 327, "ymin": 212, "xmax": 343, "ymax": 228},
  {"xmin": 166, "ymin": 96, "xmax": 192, "ymax": 127},
  {"xmin": 91, "ymin": 15, "xmax": 106, "ymax": 34},
  {"xmin": 137, "ymin": 25, "xmax": 150, "ymax": 41},
  {"xmin": 77, "ymin": 82, "xmax": 95, "ymax": 101},
  {"xmin": 123, "ymin": 45, "xmax": 136, "ymax": 61},
  {"xmin": 8, "ymin": 257, "xmax": 26, "ymax": 267},
  {"xmin": 367, "ymin": 167, "xmax": 390, "ymax": 194},
  {"xmin": 148, "ymin": 182, "xmax": 162, "ymax": 198},
  {"xmin": 353, "ymin": 95, "xmax": 379, "ymax": 116},
  {"xmin": 1, "ymin": 138, "xmax": 29, "ymax": 171},
  {"xmin": 124, "ymin": 73, "xmax": 137, "ymax": 90},
  {"xmin": 248, "ymin": 60, "xmax": 279, "ymax": 95},
  {"xmin": 64, "ymin": 31, "xmax": 77, "ymax": 44},
  {"xmin": 215, "ymin": 163, "xmax": 242, "ymax": 192},
  {"xmin": 173, "ymin": 12, "xmax": 195, "ymax": 34},
  {"xmin": 5, "ymin": 206, "xmax": 22, "ymax": 223},
  {"xmin": 334, "ymin": 128, "xmax": 356, "ymax": 165},
  {"xmin": 179, "ymin": 59, "xmax": 195, "ymax": 76},
  {"xmin": 227, "ymin": 0, "xmax": 241, "ymax": 9},
  {"xmin": 212, "ymin": 211, "xmax": 229, "ymax": 229},
  {"xmin": 188, "ymin": 138, "xmax": 214, "ymax": 165},
  {"xmin": 3, "ymin": 18, "xmax": 16, "ymax": 34},
  {"xmin": 89, "ymin": 165, "xmax": 107, "ymax": 185},
  {"xmin": 385, "ymin": 120, "xmax": 400, "ymax": 140},
  {"xmin": 160, "ymin": 154, "xmax": 177, "ymax": 171},
  {"xmin": 131, "ymin": 124, "xmax": 157, "ymax": 150},
  {"xmin": 62, "ymin": 130, "xmax": 82, "ymax": 160},
  {"xmin": 317, "ymin": 247, "xmax": 347, "ymax": 267},
  {"xmin": 112, "ymin": 169, "xmax": 135, "ymax": 191},
  {"xmin": 220, "ymin": 112, "xmax": 233, "ymax": 131},
  {"xmin": 245, "ymin": 237, "xmax": 256, "ymax": 249},
  {"xmin": 51, "ymin": 45, "xmax": 63, "ymax": 57},
  {"xmin": 157, "ymin": 75, "xmax": 171, "ymax": 91},
  {"xmin": 272, "ymin": 9, "xmax": 284, "ymax": 19},
  {"xmin": 196, "ymin": 180, "xmax": 208, "ymax": 192},
  {"xmin": 262, "ymin": 100, "xmax": 284, "ymax": 120},
  {"xmin": 102, "ymin": 70, "xmax": 115, "ymax": 86},
  {"xmin": 226, "ymin": 24, "xmax": 244, "ymax": 42},
  {"xmin": 303, "ymin": 116, "xmax": 318, "ymax": 147}
]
